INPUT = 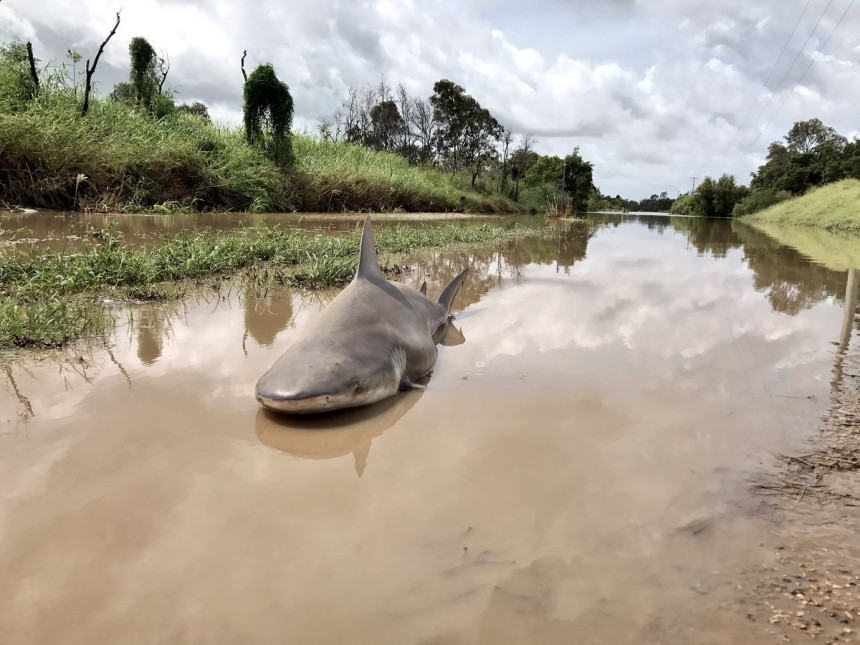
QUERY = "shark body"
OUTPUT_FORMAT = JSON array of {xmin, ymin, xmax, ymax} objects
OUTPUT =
[{"xmin": 255, "ymin": 216, "xmax": 467, "ymax": 414}]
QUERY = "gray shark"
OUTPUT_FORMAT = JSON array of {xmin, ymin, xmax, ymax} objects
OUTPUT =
[{"xmin": 255, "ymin": 216, "xmax": 468, "ymax": 414}]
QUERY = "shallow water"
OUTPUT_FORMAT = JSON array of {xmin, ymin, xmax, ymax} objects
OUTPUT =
[
  {"xmin": 1, "ymin": 214, "xmax": 858, "ymax": 644},
  {"xmin": 0, "ymin": 209, "xmax": 532, "ymax": 253}
]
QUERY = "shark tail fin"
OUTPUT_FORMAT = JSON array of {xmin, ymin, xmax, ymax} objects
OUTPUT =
[
  {"xmin": 356, "ymin": 216, "xmax": 384, "ymax": 281},
  {"xmin": 436, "ymin": 269, "xmax": 468, "ymax": 315}
]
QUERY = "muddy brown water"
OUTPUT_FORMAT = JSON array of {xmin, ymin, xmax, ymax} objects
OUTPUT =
[
  {"xmin": 0, "ymin": 210, "xmax": 527, "ymax": 253},
  {"xmin": 1, "ymin": 213, "xmax": 858, "ymax": 644}
]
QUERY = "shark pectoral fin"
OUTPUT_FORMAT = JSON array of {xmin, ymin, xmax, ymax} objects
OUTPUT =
[{"xmin": 400, "ymin": 378, "xmax": 427, "ymax": 391}]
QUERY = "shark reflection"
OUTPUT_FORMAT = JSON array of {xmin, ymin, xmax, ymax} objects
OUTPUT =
[{"xmin": 255, "ymin": 389, "xmax": 423, "ymax": 477}]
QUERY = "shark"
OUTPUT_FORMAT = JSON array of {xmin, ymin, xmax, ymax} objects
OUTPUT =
[{"xmin": 255, "ymin": 216, "xmax": 468, "ymax": 414}]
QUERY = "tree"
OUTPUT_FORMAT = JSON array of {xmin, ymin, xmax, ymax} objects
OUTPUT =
[
  {"xmin": 750, "ymin": 118, "xmax": 849, "ymax": 196},
  {"xmin": 0, "ymin": 40, "xmax": 38, "ymax": 108},
  {"xmin": 243, "ymin": 63, "xmax": 294, "ymax": 167},
  {"xmin": 176, "ymin": 101, "xmax": 211, "ymax": 122},
  {"xmin": 785, "ymin": 118, "xmax": 845, "ymax": 154},
  {"xmin": 129, "ymin": 37, "xmax": 158, "ymax": 108},
  {"xmin": 410, "ymin": 97, "xmax": 436, "ymax": 164},
  {"xmin": 82, "ymin": 11, "xmax": 121, "ymax": 116},
  {"xmin": 510, "ymin": 133, "xmax": 536, "ymax": 201},
  {"xmin": 369, "ymin": 99, "xmax": 402, "ymax": 151},
  {"xmin": 691, "ymin": 174, "xmax": 748, "ymax": 218},
  {"xmin": 430, "ymin": 79, "xmax": 501, "ymax": 183},
  {"xmin": 498, "ymin": 128, "xmax": 514, "ymax": 194},
  {"xmin": 562, "ymin": 149, "xmax": 594, "ymax": 213}
]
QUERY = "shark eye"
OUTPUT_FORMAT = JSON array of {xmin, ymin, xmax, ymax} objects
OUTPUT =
[{"xmin": 353, "ymin": 382, "xmax": 362, "ymax": 394}]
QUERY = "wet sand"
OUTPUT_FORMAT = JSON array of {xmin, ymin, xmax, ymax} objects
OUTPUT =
[{"xmin": 1, "ymin": 216, "xmax": 857, "ymax": 643}]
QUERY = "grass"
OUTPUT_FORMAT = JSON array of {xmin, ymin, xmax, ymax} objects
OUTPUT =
[
  {"xmin": 0, "ymin": 90, "xmax": 527, "ymax": 214},
  {"xmin": 744, "ymin": 179, "xmax": 860, "ymax": 237},
  {"xmin": 0, "ymin": 221, "xmax": 545, "ymax": 348},
  {"xmin": 291, "ymin": 137, "xmax": 523, "ymax": 213}
]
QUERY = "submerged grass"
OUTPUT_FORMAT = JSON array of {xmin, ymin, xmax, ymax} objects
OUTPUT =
[{"xmin": 0, "ymin": 221, "xmax": 544, "ymax": 348}]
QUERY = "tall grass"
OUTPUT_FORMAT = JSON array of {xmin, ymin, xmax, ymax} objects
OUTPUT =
[
  {"xmin": 0, "ymin": 88, "xmax": 526, "ymax": 214},
  {"xmin": 0, "ymin": 91, "xmax": 289, "ymax": 211},
  {"xmin": 0, "ymin": 222, "xmax": 544, "ymax": 348},
  {"xmin": 744, "ymin": 179, "xmax": 860, "ymax": 236},
  {"xmin": 291, "ymin": 137, "xmax": 523, "ymax": 213}
]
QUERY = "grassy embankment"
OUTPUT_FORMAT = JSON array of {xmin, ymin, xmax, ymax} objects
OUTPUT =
[
  {"xmin": 0, "ymin": 222, "xmax": 543, "ymax": 349},
  {"xmin": 743, "ymin": 179, "xmax": 860, "ymax": 271},
  {"xmin": 0, "ymin": 92, "xmax": 525, "ymax": 214}
]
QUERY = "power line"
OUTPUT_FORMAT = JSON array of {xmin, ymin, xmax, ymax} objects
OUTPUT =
[
  {"xmin": 741, "ymin": 0, "xmax": 837, "ymax": 147},
  {"xmin": 733, "ymin": 0, "xmax": 813, "ymax": 141},
  {"xmin": 761, "ymin": 0, "xmax": 856, "ymax": 136}
]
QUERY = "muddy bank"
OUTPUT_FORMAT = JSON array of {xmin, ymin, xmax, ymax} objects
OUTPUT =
[{"xmin": 749, "ymin": 276, "xmax": 859, "ymax": 643}]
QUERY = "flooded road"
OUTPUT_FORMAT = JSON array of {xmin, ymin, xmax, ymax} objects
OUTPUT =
[
  {"xmin": 1, "ymin": 215, "xmax": 858, "ymax": 644},
  {"xmin": 0, "ymin": 209, "xmax": 528, "ymax": 253}
]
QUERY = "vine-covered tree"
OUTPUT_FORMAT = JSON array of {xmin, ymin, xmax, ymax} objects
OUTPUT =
[
  {"xmin": 0, "ymin": 40, "xmax": 39, "ymax": 108},
  {"xmin": 129, "ymin": 36, "xmax": 158, "ymax": 108},
  {"xmin": 243, "ymin": 63, "xmax": 294, "ymax": 167}
]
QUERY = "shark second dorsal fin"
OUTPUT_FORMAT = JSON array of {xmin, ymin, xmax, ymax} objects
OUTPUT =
[
  {"xmin": 419, "ymin": 281, "xmax": 427, "ymax": 296},
  {"xmin": 356, "ymin": 216, "xmax": 385, "ymax": 282},
  {"xmin": 436, "ymin": 269, "xmax": 469, "ymax": 314}
]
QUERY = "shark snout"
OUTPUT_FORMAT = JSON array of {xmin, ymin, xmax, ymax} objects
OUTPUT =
[
  {"xmin": 256, "ymin": 391, "xmax": 335, "ymax": 414},
  {"xmin": 255, "ymin": 378, "xmax": 395, "ymax": 415}
]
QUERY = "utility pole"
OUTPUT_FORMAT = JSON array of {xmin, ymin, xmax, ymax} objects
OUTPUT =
[{"xmin": 690, "ymin": 176, "xmax": 698, "ymax": 192}]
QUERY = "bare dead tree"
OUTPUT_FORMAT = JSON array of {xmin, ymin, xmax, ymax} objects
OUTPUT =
[
  {"xmin": 395, "ymin": 83, "xmax": 416, "ymax": 161},
  {"xmin": 25, "ymin": 41, "xmax": 39, "ymax": 96},
  {"xmin": 241, "ymin": 50, "xmax": 248, "ymax": 82},
  {"xmin": 156, "ymin": 52, "xmax": 170, "ymax": 94},
  {"xmin": 511, "ymin": 133, "xmax": 535, "ymax": 201},
  {"xmin": 498, "ymin": 127, "xmax": 514, "ymax": 193},
  {"xmin": 410, "ymin": 97, "xmax": 436, "ymax": 164},
  {"xmin": 376, "ymin": 75, "xmax": 392, "ymax": 104},
  {"xmin": 82, "ymin": 10, "xmax": 121, "ymax": 116}
]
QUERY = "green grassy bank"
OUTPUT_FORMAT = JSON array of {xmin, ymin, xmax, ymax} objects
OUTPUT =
[
  {"xmin": 0, "ymin": 93, "xmax": 525, "ymax": 214},
  {"xmin": 744, "ymin": 179, "xmax": 860, "ymax": 237},
  {"xmin": 0, "ymin": 222, "xmax": 543, "ymax": 349},
  {"xmin": 742, "ymin": 179, "xmax": 860, "ymax": 271}
]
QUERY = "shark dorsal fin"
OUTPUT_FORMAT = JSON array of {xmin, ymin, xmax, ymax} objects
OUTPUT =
[
  {"xmin": 419, "ymin": 281, "xmax": 427, "ymax": 296},
  {"xmin": 436, "ymin": 269, "xmax": 469, "ymax": 314},
  {"xmin": 353, "ymin": 441, "xmax": 370, "ymax": 478},
  {"xmin": 356, "ymin": 216, "xmax": 384, "ymax": 281}
]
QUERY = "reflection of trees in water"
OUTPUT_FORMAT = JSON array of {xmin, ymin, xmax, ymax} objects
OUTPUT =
[
  {"xmin": 135, "ymin": 307, "xmax": 171, "ymax": 365},
  {"xmin": 632, "ymin": 214, "xmax": 670, "ymax": 234},
  {"xmin": 400, "ymin": 221, "xmax": 598, "ymax": 309},
  {"xmin": 670, "ymin": 217, "xmax": 743, "ymax": 259},
  {"xmin": 243, "ymin": 291, "xmax": 294, "ymax": 347},
  {"xmin": 733, "ymin": 223, "xmax": 848, "ymax": 316},
  {"xmin": 670, "ymin": 216, "xmax": 849, "ymax": 316}
]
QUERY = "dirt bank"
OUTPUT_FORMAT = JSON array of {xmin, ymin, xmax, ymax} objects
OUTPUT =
[{"xmin": 750, "ymin": 351, "xmax": 860, "ymax": 644}]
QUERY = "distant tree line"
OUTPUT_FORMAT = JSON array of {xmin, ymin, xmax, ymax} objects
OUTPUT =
[
  {"xmin": 323, "ymin": 78, "xmax": 596, "ymax": 212},
  {"xmin": 672, "ymin": 118, "xmax": 860, "ymax": 218}
]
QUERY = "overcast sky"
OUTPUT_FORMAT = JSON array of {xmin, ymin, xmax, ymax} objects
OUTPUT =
[{"xmin": 1, "ymin": 0, "xmax": 858, "ymax": 198}]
